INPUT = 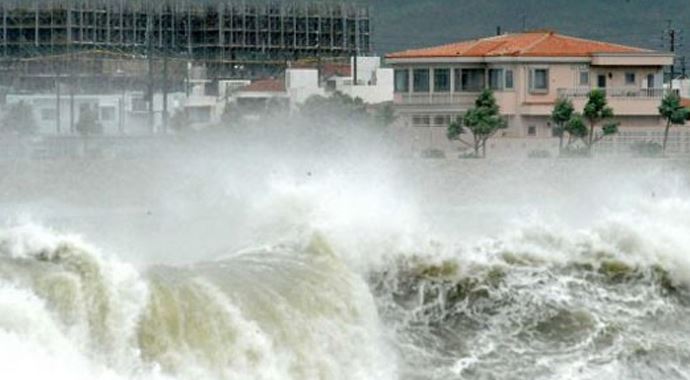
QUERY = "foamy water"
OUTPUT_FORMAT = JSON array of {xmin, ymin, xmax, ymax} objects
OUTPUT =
[{"xmin": 1, "ymin": 150, "xmax": 689, "ymax": 379}]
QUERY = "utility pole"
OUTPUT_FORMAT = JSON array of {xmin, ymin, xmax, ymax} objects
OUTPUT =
[{"xmin": 664, "ymin": 21, "xmax": 681, "ymax": 82}]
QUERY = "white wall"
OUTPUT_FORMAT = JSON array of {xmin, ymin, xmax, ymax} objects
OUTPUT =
[
  {"xmin": 351, "ymin": 56, "xmax": 382, "ymax": 85},
  {"xmin": 286, "ymin": 69, "xmax": 324, "ymax": 108},
  {"xmin": 672, "ymin": 79, "xmax": 690, "ymax": 98},
  {"xmin": 284, "ymin": 57, "xmax": 394, "ymax": 107},
  {"xmin": 5, "ymin": 92, "xmax": 189, "ymax": 135},
  {"xmin": 338, "ymin": 67, "xmax": 394, "ymax": 104}
]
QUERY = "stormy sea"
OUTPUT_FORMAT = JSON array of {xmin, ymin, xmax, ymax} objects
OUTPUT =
[{"xmin": 1, "ymin": 132, "xmax": 689, "ymax": 380}]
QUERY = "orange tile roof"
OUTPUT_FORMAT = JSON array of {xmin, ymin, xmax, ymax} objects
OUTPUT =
[
  {"xmin": 240, "ymin": 78, "xmax": 286, "ymax": 93},
  {"xmin": 386, "ymin": 31, "xmax": 651, "ymax": 59}
]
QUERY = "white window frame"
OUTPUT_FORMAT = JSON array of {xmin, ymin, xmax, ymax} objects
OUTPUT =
[
  {"xmin": 504, "ymin": 69, "xmax": 514, "ymax": 90},
  {"xmin": 488, "ymin": 68, "xmax": 505, "ymax": 91},
  {"xmin": 394, "ymin": 69, "xmax": 410, "ymax": 93},
  {"xmin": 412, "ymin": 68, "xmax": 430, "ymax": 93},
  {"xmin": 433, "ymin": 68, "xmax": 451, "ymax": 93},
  {"xmin": 579, "ymin": 69, "xmax": 590, "ymax": 87},
  {"xmin": 456, "ymin": 68, "xmax": 485, "ymax": 92},
  {"xmin": 529, "ymin": 67, "xmax": 550, "ymax": 94},
  {"xmin": 625, "ymin": 72, "xmax": 636, "ymax": 86}
]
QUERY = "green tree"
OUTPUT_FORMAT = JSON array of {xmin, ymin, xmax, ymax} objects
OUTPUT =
[
  {"xmin": 1, "ymin": 101, "xmax": 38, "ymax": 135},
  {"xmin": 447, "ymin": 89, "xmax": 507, "ymax": 158},
  {"xmin": 658, "ymin": 91, "xmax": 690, "ymax": 153},
  {"xmin": 300, "ymin": 92, "xmax": 369, "ymax": 125},
  {"xmin": 551, "ymin": 97, "xmax": 574, "ymax": 151},
  {"xmin": 75, "ymin": 107, "xmax": 103, "ymax": 136},
  {"xmin": 582, "ymin": 89, "xmax": 619, "ymax": 151}
]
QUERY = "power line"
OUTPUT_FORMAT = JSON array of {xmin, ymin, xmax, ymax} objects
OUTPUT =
[{"xmin": 663, "ymin": 20, "xmax": 682, "ymax": 80}]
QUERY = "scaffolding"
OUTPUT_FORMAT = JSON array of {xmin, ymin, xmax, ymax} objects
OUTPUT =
[{"xmin": 0, "ymin": 0, "xmax": 372, "ymax": 90}]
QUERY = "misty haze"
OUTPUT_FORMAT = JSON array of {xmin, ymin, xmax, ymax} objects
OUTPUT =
[{"xmin": 1, "ymin": 1, "xmax": 690, "ymax": 380}]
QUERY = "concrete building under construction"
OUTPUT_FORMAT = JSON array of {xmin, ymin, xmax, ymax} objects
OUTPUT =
[{"xmin": 0, "ymin": 0, "xmax": 372, "ymax": 92}]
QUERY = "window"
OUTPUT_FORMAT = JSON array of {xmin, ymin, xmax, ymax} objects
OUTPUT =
[
  {"xmin": 394, "ymin": 69, "xmax": 409, "ymax": 93},
  {"xmin": 528, "ymin": 125, "xmax": 537, "ymax": 137},
  {"xmin": 489, "ymin": 69, "xmax": 504, "ymax": 90},
  {"xmin": 597, "ymin": 74, "xmax": 607, "ymax": 88},
  {"xmin": 413, "ymin": 69, "xmax": 430, "ymax": 93},
  {"xmin": 412, "ymin": 115, "xmax": 431, "ymax": 127},
  {"xmin": 530, "ymin": 68, "xmax": 549, "ymax": 92},
  {"xmin": 505, "ymin": 70, "xmax": 514, "ymax": 89},
  {"xmin": 434, "ymin": 69, "xmax": 450, "ymax": 92},
  {"xmin": 625, "ymin": 72, "xmax": 636, "ymax": 85},
  {"xmin": 579, "ymin": 71, "xmax": 590, "ymax": 86},
  {"xmin": 41, "ymin": 108, "xmax": 56, "ymax": 121},
  {"xmin": 457, "ymin": 68, "xmax": 485, "ymax": 92},
  {"xmin": 647, "ymin": 74, "xmax": 655, "ymax": 88},
  {"xmin": 433, "ymin": 115, "xmax": 451, "ymax": 126},
  {"xmin": 100, "ymin": 106, "xmax": 116, "ymax": 121}
]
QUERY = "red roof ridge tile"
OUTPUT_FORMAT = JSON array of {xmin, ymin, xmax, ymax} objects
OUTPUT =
[
  {"xmin": 386, "ymin": 31, "xmax": 657, "ymax": 59},
  {"xmin": 519, "ymin": 32, "xmax": 555, "ymax": 55},
  {"xmin": 546, "ymin": 33, "xmax": 650, "ymax": 53}
]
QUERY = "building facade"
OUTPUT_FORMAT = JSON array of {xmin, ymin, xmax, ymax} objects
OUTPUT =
[{"xmin": 386, "ymin": 31, "xmax": 682, "ymax": 155}]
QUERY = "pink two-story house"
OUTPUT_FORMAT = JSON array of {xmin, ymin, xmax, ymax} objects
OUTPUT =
[{"xmin": 386, "ymin": 31, "xmax": 681, "ymax": 154}]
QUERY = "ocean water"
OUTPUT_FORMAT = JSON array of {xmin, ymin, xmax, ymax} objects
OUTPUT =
[{"xmin": 1, "ymin": 142, "xmax": 689, "ymax": 379}]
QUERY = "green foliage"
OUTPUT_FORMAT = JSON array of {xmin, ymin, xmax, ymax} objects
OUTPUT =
[
  {"xmin": 551, "ymin": 97, "xmax": 574, "ymax": 149},
  {"xmin": 601, "ymin": 122, "xmax": 619, "ymax": 136},
  {"xmin": 446, "ymin": 89, "xmax": 507, "ymax": 158},
  {"xmin": 75, "ymin": 107, "xmax": 103, "ymax": 136},
  {"xmin": 555, "ymin": 90, "xmax": 618, "ymax": 155},
  {"xmin": 582, "ymin": 89, "xmax": 618, "ymax": 149},
  {"xmin": 564, "ymin": 114, "xmax": 587, "ymax": 140},
  {"xmin": 1, "ymin": 101, "xmax": 38, "ymax": 135},
  {"xmin": 658, "ymin": 92, "xmax": 690, "ymax": 152},
  {"xmin": 446, "ymin": 120, "xmax": 464, "ymax": 141},
  {"xmin": 583, "ymin": 89, "xmax": 614, "ymax": 121}
]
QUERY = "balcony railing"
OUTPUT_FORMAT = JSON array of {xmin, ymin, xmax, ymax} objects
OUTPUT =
[
  {"xmin": 557, "ymin": 87, "xmax": 670, "ymax": 99},
  {"xmin": 396, "ymin": 92, "xmax": 479, "ymax": 105}
]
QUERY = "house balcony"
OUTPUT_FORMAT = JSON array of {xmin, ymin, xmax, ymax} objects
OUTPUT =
[
  {"xmin": 557, "ymin": 87, "xmax": 670, "ymax": 116},
  {"xmin": 557, "ymin": 87, "xmax": 668, "ymax": 99},
  {"xmin": 395, "ymin": 92, "xmax": 480, "ymax": 106}
]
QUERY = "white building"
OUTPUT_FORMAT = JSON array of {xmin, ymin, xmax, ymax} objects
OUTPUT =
[
  {"xmin": 283, "ymin": 56, "xmax": 393, "ymax": 108},
  {"xmin": 5, "ymin": 91, "xmax": 188, "ymax": 135}
]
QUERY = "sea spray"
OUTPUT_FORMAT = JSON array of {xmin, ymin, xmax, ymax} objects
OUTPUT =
[{"xmin": 0, "ymin": 225, "xmax": 396, "ymax": 380}]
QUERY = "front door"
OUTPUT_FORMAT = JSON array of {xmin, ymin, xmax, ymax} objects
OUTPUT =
[
  {"xmin": 647, "ymin": 74, "xmax": 655, "ymax": 89},
  {"xmin": 597, "ymin": 74, "xmax": 607, "ymax": 88}
]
